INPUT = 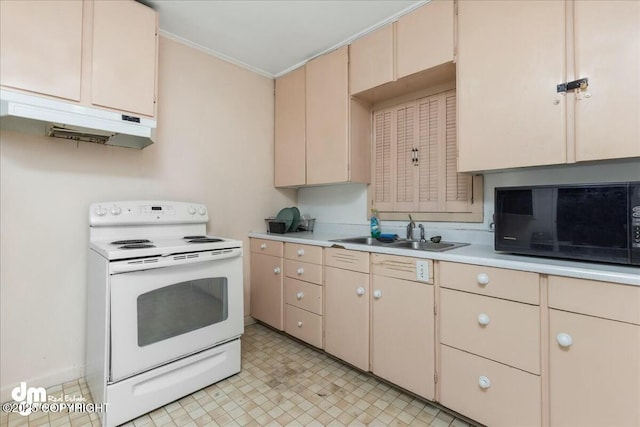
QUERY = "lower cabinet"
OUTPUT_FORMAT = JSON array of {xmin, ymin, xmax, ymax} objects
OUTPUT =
[
  {"xmin": 283, "ymin": 243, "xmax": 324, "ymax": 348},
  {"xmin": 249, "ymin": 239, "xmax": 284, "ymax": 330},
  {"xmin": 440, "ymin": 345, "xmax": 541, "ymax": 427},
  {"xmin": 548, "ymin": 276, "xmax": 640, "ymax": 427},
  {"xmin": 324, "ymin": 248, "xmax": 370, "ymax": 371},
  {"xmin": 371, "ymin": 253, "xmax": 435, "ymax": 400}
]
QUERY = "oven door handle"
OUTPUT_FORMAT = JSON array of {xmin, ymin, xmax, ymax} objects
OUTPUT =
[{"xmin": 109, "ymin": 247, "xmax": 242, "ymax": 274}]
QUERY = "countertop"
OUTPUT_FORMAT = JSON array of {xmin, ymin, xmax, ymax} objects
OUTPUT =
[{"xmin": 248, "ymin": 231, "xmax": 640, "ymax": 286}]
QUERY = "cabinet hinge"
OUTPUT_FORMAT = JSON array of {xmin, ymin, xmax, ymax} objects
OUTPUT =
[
  {"xmin": 433, "ymin": 303, "xmax": 437, "ymax": 315},
  {"xmin": 557, "ymin": 77, "xmax": 588, "ymax": 93},
  {"xmin": 434, "ymin": 372, "xmax": 438, "ymax": 384}
]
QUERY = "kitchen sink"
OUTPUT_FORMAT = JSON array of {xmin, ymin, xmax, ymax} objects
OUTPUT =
[
  {"xmin": 330, "ymin": 236, "xmax": 469, "ymax": 252},
  {"xmin": 330, "ymin": 236, "xmax": 389, "ymax": 246}
]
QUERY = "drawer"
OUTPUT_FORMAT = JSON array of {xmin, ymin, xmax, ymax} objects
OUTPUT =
[
  {"xmin": 440, "ymin": 345, "xmax": 541, "ymax": 427},
  {"xmin": 548, "ymin": 275, "xmax": 640, "ymax": 325},
  {"xmin": 284, "ymin": 304, "xmax": 323, "ymax": 348},
  {"xmin": 371, "ymin": 253, "xmax": 433, "ymax": 284},
  {"xmin": 284, "ymin": 277, "xmax": 322, "ymax": 315},
  {"xmin": 439, "ymin": 262, "xmax": 539, "ymax": 305},
  {"xmin": 440, "ymin": 289, "xmax": 540, "ymax": 374},
  {"xmin": 250, "ymin": 238, "xmax": 283, "ymax": 257},
  {"xmin": 284, "ymin": 259, "xmax": 323, "ymax": 284},
  {"xmin": 284, "ymin": 243, "xmax": 323, "ymax": 264},
  {"xmin": 324, "ymin": 248, "xmax": 369, "ymax": 273}
]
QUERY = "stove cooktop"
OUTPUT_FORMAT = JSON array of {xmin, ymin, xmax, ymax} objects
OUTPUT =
[{"xmin": 92, "ymin": 236, "xmax": 242, "ymax": 260}]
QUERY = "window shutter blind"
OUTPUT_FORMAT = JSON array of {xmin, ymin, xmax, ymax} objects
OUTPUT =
[
  {"xmin": 395, "ymin": 105, "xmax": 415, "ymax": 210},
  {"xmin": 373, "ymin": 110, "xmax": 393, "ymax": 210}
]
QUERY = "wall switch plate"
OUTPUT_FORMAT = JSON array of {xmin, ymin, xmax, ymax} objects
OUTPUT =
[{"xmin": 416, "ymin": 260, "xmax": 429, "ymax": 282}]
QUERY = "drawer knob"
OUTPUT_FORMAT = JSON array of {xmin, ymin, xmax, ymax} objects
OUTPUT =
[
  {"xmin": 477, "ymin": 273, "xmax": 490, "ymax": 286},
  {"xmin": 556, "ymin": 333, "xmax": 573, "ymax": 348},
  {"xmin": 356, "ymin": 287, "xmax": 365, "ymax": 296},
  {"xmin": 260, "ymin": 243, "xmax": 267, "ymax": 250},
  {"xmin": 297, "ymin": 321, "xmax": 303, "ymax": 327},
  {"xmin": 296, "ymin": 291, "xmax": 304, "ymax": 300},
  {"xmin": 478, "ymin": 376, "xmax": 491, "ymax": 389},
  {"xmin": 297, "ymin": 267, "xmax": 304, "ymax": 275},
  {"xmin": 273, "ymin": 267, "xmax": 281, "ymax": 274},
  {"xmin": 478, "ymin": 313, "xmax": 491, "ymax": 326},
  {"xmin": 297, "ymin": 249, "xmax": 305, "ymax": 257},
  {"xmin": 373, "ymin": 290, "xmax": 382, "ymax": 299}
]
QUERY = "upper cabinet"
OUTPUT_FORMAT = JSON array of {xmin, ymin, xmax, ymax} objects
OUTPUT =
[
  {"xmin": 274, "ymin": 66, "xmax": 306, "ymax": 187},
  {"xmin": 0, "ymin": 0, "xmax": 158, "ymax": 118},
  {"xmin": 457, "ymin": 0, "xmax": 640, "ymax": 172},
  {"xmin": 275, "ymin": 46, "xmax": 370, "ymax": 187},
  {"xmin": 0, "ymin": 0, "xmax": 83, "ymax": 101},
  {"xmin": 91, "ymin": 0, "xmax": 158, "ymax": 117},
  {"xmin": 396, "ymin": 0, "xmax": 454, "ymax": 80},
  {"xmin": 349, "ymin": 0, "xmax": 455, "ymax": 101}
]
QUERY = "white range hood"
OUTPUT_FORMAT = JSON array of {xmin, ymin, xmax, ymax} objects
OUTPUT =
[{"xmin": 0, "ymin": 89, "xmax": 156, "ymax": 149}]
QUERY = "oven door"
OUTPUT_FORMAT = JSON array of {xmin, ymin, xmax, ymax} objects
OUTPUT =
[{"xmin": 109, "ymin": 250, "xmax": 243, "ymax": 382}]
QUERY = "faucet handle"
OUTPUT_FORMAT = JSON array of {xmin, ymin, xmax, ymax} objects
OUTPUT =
[{"xmin": 418, "ymin": 224, "xmax": 426, "ymax": 242}]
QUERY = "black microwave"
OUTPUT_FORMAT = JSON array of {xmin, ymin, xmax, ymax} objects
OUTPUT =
[{"xmin": 495, "ymin": 182, "xmax": 640, "ymax": 266}]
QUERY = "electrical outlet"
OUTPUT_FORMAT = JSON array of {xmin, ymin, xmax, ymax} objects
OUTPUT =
[{"xmin": 416, "ymin": 260, "xmax": 429, "ymax": 282}]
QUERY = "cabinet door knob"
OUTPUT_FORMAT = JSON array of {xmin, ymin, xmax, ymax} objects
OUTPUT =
[
  {"xmin": 296, "ymin": 291, "xmax": 304, "ymax": 300},
  {"xmin": 478, "ymin": 313, "xmax": 490, "ymax": 326},
  {"xmin": 297, "ymin": 249, "xmax": 305, "ymax": 256},
  {"xmin": 477, "ymin": 273, "xmax": 490, "ymax": 286},
  {"xmin": 260, "ymin": 243, "xmax": 267, "ymax": 250},
  {"xmin": 478, "ymin": 376, "xmax": 491, "ymax": 389},
  {"xmin": 373, "ymin": 290, "xmax": 382, "ymax": 299},
  {"xmin": 273, "ymin": 267, "xmax": 281, "ymax": 274},
  {"xmin": 297, "ymin": 321, "xmax": 303, "ymax": 327},
  {"xmin": 356, "ymin": 287, "xmax": 365, "ymax": 296},
  {"xmin": 556, "ymin": 333, "xmax": 573, "ymax": 348},
  {"xmin": 297, "ymin": 267, "xmax": 304, "ymax": 275}
]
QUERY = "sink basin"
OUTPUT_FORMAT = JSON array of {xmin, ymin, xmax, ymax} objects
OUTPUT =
[
  {"xmin": 388, "ymin": 240, "xmax": 469, "ymax": 252},
  {"xmin": 330, "ymin": 236, "xmax": 388, "ymax": 246}
]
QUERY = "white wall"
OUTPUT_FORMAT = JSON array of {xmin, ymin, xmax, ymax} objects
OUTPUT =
[
  {"xmin": 298, "ymin": 159, "xmax": 640, "ymax": 239},
  {"xmin": 0, "ymin": 36, "xmax": 296, "ymax": 401}
]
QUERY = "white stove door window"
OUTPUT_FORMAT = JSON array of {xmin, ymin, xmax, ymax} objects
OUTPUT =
[{"xmin": 109, "ymin": 256, "xmax": 243, "ymax": 382}]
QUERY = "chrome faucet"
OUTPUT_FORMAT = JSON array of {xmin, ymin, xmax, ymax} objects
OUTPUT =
[
  {"xmin": 418, "ymin": 224, "xmax": 426, "ymax": 242},
  {"xmin": 407, "ymin": 214, "xmax": 416, "ymax": 240}
]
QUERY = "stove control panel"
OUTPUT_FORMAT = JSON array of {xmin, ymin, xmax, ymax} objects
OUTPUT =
[{"xmin": 89, "ymin": 201, "xmax": 209, "ymax": 226}]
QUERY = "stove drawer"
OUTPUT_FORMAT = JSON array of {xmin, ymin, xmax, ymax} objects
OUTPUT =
[
  {"xmin": 284, "ymin": 259, "xmax": 322, "ymax": 284},
  {"xmin": 284, "ymin": 277, "xmax": 322, "ymax": 315},
  {"xmin": 284, "ymin": 304, "xmax": 323, "ymax": 348},
  {"xmin": 250, "ymin": 238, "xmax": 283, "ymax": 257},
  {"xmin": 284, "ymin": 243, "xmax": 323, "ymax": 264},
  {"xmin": 440, "ymin": 345, "xmax": 541, "ymax": 427}
]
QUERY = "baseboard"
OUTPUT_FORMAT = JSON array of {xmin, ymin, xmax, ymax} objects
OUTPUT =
[
  {"xmin": 243, "ymin": 315, "xmax": 256, "ymax": 327},
  {"xmin": 1, "ymin": 365, "xmax": 85, "ymax": 403}
]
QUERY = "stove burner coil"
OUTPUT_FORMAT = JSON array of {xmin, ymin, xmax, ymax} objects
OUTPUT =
[
  {"xmin": 111, "ymin": 239, "xmax": 152, "ymax": 245},
  {"xmin": 188, "ymin": 238, "xmax": 224, "ymax": 243},
  {"xmin": 118, "ymin": 244, "xmax": 156, "ymax": 249}
]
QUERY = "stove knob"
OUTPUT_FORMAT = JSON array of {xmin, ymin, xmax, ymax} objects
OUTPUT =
[
  {"xmin": 187, "ymin": 206, "xmax": 196, "ymax": 215},
  {"xmin": 198, "ymin": 207, "xmax": 206, "ymax": 215},
  {"xmin": 110, "ymin": 206, "xmax": 122, "ymax": 216},
  {"xmin": 94, "ymin": 206, "xmax": 108, "ymax": 216}
]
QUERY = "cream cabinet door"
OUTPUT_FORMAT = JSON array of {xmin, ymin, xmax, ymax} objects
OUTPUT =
[
  {"xmin": 324, "ymin": 266, "xmax": 370, "ymax": 371},
  {"xmin": 396, "ymin": 0, "xmax": 454, "ymax": 79},
  {"xmin": 349, "ymin": 23, "xmax": 394, "ymax": 95},
  {"xmin": 305, "ymin": 46, "xmax": 349, "ymax": 185},
  {"xmin": 371, "ymin": 275, "xmax": 434, "ymax": 400},
  {"xmin": 0, "ymin": 0, "xmax": 82, "ymax": 101},
  {"xmin": 91, "ymin": 0, "xmax": 158, "ymax": 117},
  {"xmin": 457, "ymin": 0, "xmax": 566, "ymax": 171},
  {"xmin": 549, "ymin": 309, "xmax": 640, "ymax": 426},
  {"xmin": 573, "ymin": 0, "xmax": 640, "ymax": 161},
  {"xmin": 275, "ymin": 66, "xmax": 306, "ymax": 187},
  {"xmin": 250, "ymin": 253, "xmax": 284, "ymax": 330}
]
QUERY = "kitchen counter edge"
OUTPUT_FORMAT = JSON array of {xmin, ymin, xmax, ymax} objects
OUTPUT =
[{"xmin": 248, "ymin": 231, "xmax": 640, "ymax": 286}]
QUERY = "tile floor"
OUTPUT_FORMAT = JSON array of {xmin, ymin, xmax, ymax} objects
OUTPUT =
[{"xmin": 2, "ymin": 323, "xmax": 477, "ymax": 427}]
